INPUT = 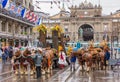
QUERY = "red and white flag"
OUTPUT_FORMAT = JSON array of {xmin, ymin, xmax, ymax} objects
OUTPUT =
[
  {"xmin": 27, "ymin": 12, "xmax": 34, "ymax": 20},
  {"xmin": 25, "ymin": 10, "xmax": 30, "ymax": 19},
  {"xmin": 30, "ymin": 14, "xmax": 38, "ymax": 23}
]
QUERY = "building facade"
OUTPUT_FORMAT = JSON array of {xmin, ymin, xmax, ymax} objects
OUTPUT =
[
  {"xmin": 44, "ymin": 0, "xmax": 120, "ymax": 43},
  {"xmin": 0, "ymin": 0, "xmax": 34, "ymax": 47},
  {"xmin": 10, "ymin": 0, "xmax": 34, "ymax": 10}
]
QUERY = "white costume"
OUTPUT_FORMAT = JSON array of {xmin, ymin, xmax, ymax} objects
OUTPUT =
[{"xmin": 58, "ymin": 51, "xmax": 67, "ymax": 65}]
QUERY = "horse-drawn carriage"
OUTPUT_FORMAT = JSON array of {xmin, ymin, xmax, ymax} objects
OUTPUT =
[
  {"xmin": 72, "ymin": 40, "xmax": 110, "ymax": 71},
  {"xmin": 12, "ymin": 47, "xmax": 57, "ymax": 75}
]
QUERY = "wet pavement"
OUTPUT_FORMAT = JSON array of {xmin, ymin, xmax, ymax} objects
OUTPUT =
[{"xmin": 0, "ymin": 60, "xmax": 120, "ymax": 82}]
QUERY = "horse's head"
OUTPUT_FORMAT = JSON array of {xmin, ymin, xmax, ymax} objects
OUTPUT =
[
  {"xmin": 23, "ymin": 49, "xmax": 31, "ymax": 57},
  {"xmin": 15, "ymin": 50, "xmax": 21, "ymax": 58}
]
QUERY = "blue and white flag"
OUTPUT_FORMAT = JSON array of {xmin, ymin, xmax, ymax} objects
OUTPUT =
[
  {"xmin": 0, "ymin": 0, "xmax": 2, "ymax": 4},
  {"xmin": 8, "ymin": 2, "xmax": 16, "ymax": 13},
  {"xmin": 2, "ymin": 0, "xmax": 9, "ymax": 9},
  {"xmin": 16, "ymin": 5, "xmax": 22, "ymax": 16},
  {"xmin": 21, "ymin": 8, "xmax": 26, "ymax": 18},
  {"xmin": 0, "ymin": 0, "xmax": 2, "ymax": 7},
  {"xmin": 36, "ymin": 17, "xmax": 42, "ymax": 25}
]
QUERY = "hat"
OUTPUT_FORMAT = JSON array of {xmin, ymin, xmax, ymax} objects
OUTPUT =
[{"xmin": 59, "ymin": 46, "xmax": 63, "ymax": 51}]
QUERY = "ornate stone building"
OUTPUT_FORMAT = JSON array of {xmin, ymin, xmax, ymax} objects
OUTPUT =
[
  {"xmin": 0, "ymin": 0, "xmax": 34, "ymax": 47},
  {"xmin": 10, "ymin": 0, "xmax": 34, "ymax": 10},
  {"xmin": 44, "ymin": 0, "xmax": 120, "ymax": 43}
]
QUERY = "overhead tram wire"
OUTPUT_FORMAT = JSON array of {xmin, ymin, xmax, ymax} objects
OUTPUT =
[{"xmin": 35, "ymin": 0, "xmax": 71, "ymax": 10}]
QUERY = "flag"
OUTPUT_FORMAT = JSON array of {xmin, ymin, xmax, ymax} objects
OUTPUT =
[
  {"xmin": 0, "ymin": 0, "xmax": 2, "ymax": 7},
  {"xmin": 0, "ymin": 0, "xmax": 2, "ymax": 4},
  {"xmin": 21, "ymin": 8, "xmax": 26, "ymax": 18},
  {"xmin": 25, "ymin": 10, "xmax": 30, "ymax": 19},
  {"xmin": 16, "ymin": 5, "xmax": 22, "ymax": 16},
  {"xmin": 2, "ymin": 0, "xmax": 9, "ymax": 9},
  {"xmin": 36, "ymin": 17, "xmax": 42, "ymax": 25},
  {"xmin": 27, "ymin": 12, "xmax": 34, "ymax": 20},
  {"xmin": 8, "ymin": 2, "xmax": 16, "ymax": 13},
  {"xmin": 30, "ymin": 14, "xmax": 38, "ymax": 22}
]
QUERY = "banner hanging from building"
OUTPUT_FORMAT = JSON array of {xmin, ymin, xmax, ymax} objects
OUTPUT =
[
  {"xmin": 1, "ymin": 0, "xmax": 43, "ymax": 25},
  {"xmin": 1, "ymin": 0, "xmax": 9, "ymax": 9}
]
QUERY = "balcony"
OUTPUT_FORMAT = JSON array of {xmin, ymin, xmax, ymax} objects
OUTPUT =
[{"xmin": 0, "ymin": 31, "xmax": 33, "ymax": 40}]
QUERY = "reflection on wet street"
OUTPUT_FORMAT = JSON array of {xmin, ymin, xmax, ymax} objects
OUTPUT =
[{"xmin": 0, "ymin": 61, "xmax": 120, "ymax": 82}]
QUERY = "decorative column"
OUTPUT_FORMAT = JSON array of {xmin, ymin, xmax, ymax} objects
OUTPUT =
[
  {"xmin": 6, "ymin": 22, "xmax": 9, "ymax": 33},
  {"xmin": 12, "ymin": 24, "xmax": 15, "ymax": 47},
  {"xmin": 18, "ymin": 25, "xmax": 21, "ymax": 35},
  {"xmin": 23, "ymin": 27, "xmax": 25, "ymax": 35},
  {"xmin": 0, "ymin": 21, "xmax": 2, "ymax": 32},
  {"xmin": 28, "ymin": 27, "xmax": 31, "ymax": 35},
  {"xmin": 6, "ymin": 38, "xmax": 9, "ymax": 47}
]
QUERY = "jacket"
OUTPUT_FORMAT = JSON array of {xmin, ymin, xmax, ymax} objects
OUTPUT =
[{"xmin": 34, "ymin": 53, "xmax": 43, "ymax": 66}]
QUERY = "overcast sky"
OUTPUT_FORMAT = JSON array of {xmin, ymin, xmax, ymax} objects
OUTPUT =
[{"xmin": 34, "ymin": 0, "xmax": 120, "ymax": 16}]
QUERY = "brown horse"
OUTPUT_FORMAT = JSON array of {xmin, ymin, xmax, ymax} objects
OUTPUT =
[
  {"xmin": 13, "ymin": 50, "xmax": 22, "ymax": 74},
  {"xmin": 22, "ymin": 48, "xmax": 35, "ymax": 74},
  {"xmin": 75, "ymin": 47, "xmax": 106, "ymax": 72},
  {"xmin": 42, "ymin": 48, "xmax": 54, "ymax": 73}
]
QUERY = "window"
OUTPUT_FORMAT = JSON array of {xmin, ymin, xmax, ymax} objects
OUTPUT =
[{"xmin": 2, "ymin": 22, "xmax": 5, "ymax": 32}]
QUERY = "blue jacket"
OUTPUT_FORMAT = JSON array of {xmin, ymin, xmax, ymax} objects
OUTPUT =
[
  {"xmin": 70, "ymin": 56, "xmax": 76, "ymax": 63},
  {"xmin": 34, "ymin": 53, "xmax": 43, "ymax": 66},
  {"xmin": 105, "ymin": 51, "xmax": 110, "ymax": 60}
]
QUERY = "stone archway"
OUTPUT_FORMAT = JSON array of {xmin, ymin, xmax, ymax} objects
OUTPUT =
[{"xmin": 78, "ymin": 24, "xmax": 94, "ymax": 41}]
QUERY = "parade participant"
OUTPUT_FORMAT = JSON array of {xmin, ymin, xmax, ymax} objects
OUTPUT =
[
  {"xmin": 8, "ymin": 46, "xmax": 13, "ymax": 60},
  {"xmin": 70, "ymin": 51, "xmax": 76, "ymax": 71},
  {"xmin": 66, "ymin": 46, "xmax": 73, "ymax": 65},
  {"xmin": 34, "ymin": 48, "xmax": 43, "ymax": 79},
  {"xmin": 104, "ymin": 45, "xmax": 110, "ymax": 67},
  {"xmin": 58, "ymin": 46, "xmax": 67, "ymax": 69},
  {"xmin": 1, "ymin": 48, "xmax": 6, "ymax": 64},
  {"xmin": 4, "ymin": 47, "xmax": 9, "ymax": 61},
  {"xmin": 0, "ymin": 48, "xmax": 2, "ymax": 59},
  {"xmin": 52, "ymin": 49, "xmax": 58, "ymax": 68}
]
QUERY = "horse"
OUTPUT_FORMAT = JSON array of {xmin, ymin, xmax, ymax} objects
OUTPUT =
[
  {"xmin": 73, "ymin": 48, "xmax": 85, "ymax": 71},
  {"xmin": 42, "ymin": 48, "xmax": 54, "ymax": 73},
  {"xmin": 21, "ymin": 48, "xmax": 35, "ymax": 74},
  {"xmin": 12, "ymin": 50, "xmax": 22, "ymax": 74}
]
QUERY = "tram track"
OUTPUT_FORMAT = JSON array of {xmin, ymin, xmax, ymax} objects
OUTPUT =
[
  {"xmin": 64, "ymin": 64, "xmax": 80, "ymax": 82},
  {"xmin": 46, "ymin": 63, "xmax": 80, "ymax": 82}
]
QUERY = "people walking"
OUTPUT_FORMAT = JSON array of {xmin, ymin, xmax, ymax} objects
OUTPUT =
[
  {"xmin": 70, "ymin": 51, "xmax": 76, "ymax": 71},
  {"xmin": 34, "ymin": 48, "xmax": 43, "ymax": 79},
  {"xmin": 1, "ymin": 48, "xmax": 6, "ymax": 64}
]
